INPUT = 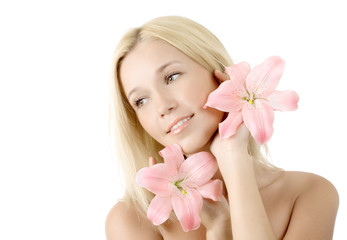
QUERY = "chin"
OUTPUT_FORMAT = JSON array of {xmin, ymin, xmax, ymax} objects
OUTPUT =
[
  {"xmin": 179, "ymin": 129, "xmax": 217, "ymax": 156},
  {"xmin": 180, "ymin": 113, "xmax": 222, "ymax": 155},
  {"xmin": 181, "ymin": 145, "xmax": 212, "ymax": 157}
]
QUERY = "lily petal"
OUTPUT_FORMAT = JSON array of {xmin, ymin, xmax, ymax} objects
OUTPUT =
[
  {"xmin": 242, "ymin": 99, "xmax": 274, "ymax": 144},
  {"xmin": 159, "ymin": 144, "xmax": 185, "ymax": 174},
  {"xmin": 172, "ymin": 188, "xmax": 203, "ymax": 232},
  {"xmin": 204, "ymin": 80, "xmax": 246, "ymax": 112},
  {"xmin": 179, "ymin": 152, "xmax": 218, "ymax": 187},
  {"xmin": 147, "ymin": 195, "xmax": 173, "ymax": 225},
  {"xmin": 268, "ymin": 90, "xmax": 299, "ymax": 111},
  {"xmin": 197, "ymin": 179, "xmax": 223, "ymax": 201},
  {"xmin": 225, "ymin": 61, "xmax": 251, "ymax": 83},
  {"xmin": 136, "ymin": 164, "xmax": 172, "ymax": 197},
  {"xmin": 219, "ymin": 111, "xmax": 243, "ymax": 139},
  {"xmin": 246, "ymin": 56, "xmax": 285, "ymax": 98}
]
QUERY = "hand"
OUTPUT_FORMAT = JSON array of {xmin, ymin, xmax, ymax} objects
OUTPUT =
[
  {"xmin": 201, "ymin": 197, "xmax": 232, "ymax": 240},
  {"xmin": 211, "ymin": 69, "xmax": 251, "ymax": 159},
  {"xmin": 214, "ymin": 69, "xmax": 230, "ymax": 82},
  {"xmin": 210, "ymin": 124, "xmax": 250, "ymax": 159},
  {"xmin": 148, "ymin": 156, "xmax": 157, "ymax": 167},
  {"xmin": 148, "ymin": 156, "xmax": 232, "ymax": 239}
]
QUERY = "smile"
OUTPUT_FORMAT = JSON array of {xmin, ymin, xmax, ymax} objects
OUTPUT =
[{"xmin": 167, "ymin": 114, "xmax": 194, "ymax": 135}]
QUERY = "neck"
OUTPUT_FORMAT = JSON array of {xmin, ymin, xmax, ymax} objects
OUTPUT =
[{"xmin": 213, "ymin": 158, "xmax": 281, "ymax": 199}]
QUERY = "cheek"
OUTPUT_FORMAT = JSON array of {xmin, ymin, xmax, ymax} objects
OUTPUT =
[
  {"xmin": 206, "ymin": 108, "xmax": 225, "ymax": 126},
  {"xmin": 181, "ymin": 80, "xmax": 214, "ymax": 107},
  {"xmin": 137, "ymin": 113, "xmax": 164, "ymax": 143},
  {"xmin": 138, "ymin": 114, "xmax": 154, "ymax": 134}
]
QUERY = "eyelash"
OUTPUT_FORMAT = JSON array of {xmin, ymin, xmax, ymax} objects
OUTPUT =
[
  {"xmin": 133, "ymin": 72, "xmax": 181, "ymax": 108},
  {"xmin": 133, "ymin": 97, "xmax": 146, "ymax": 108},
  {"xmin": 165, "ymin": 72, "xmax": 180, "ymax": 84}
]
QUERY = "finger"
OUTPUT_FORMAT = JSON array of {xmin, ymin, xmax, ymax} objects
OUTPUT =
[
  {"xmin": 148, "ymin": 156, "xmax": 157, "ymax": 166},
  {"xmin": 214, "ymin": 69, "xmax": 230, "ymax": 82},
  {"xmin": 233, "ymin": 123, "xmax": 251, "ymax": 143},
  {"xmin": 236, "ymin": 123, "xmax": 250, "ymax": 136},
  {"xmin": 200, "ymin": 197, "xmax": 230, "ymax": 230},
  {"xmin": 200, "ymin": 199, "xmax": 217, "ymax": 230}
]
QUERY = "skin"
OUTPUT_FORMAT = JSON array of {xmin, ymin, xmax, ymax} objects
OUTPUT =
[
  {"xmin": 106, "ymin": 40, "xmax": 339, "ymax": 240},
  {"xmin": 119, "ymin": 39, "xmax": 224, "ymax": 155}
]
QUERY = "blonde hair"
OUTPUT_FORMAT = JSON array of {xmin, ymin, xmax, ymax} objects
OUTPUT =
[{"xmin": 109, "ymin": 15, "xmax": 278, "ymax": 217}]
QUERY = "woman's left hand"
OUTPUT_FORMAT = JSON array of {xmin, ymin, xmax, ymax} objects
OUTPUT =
[
  {"xmin": 210, "ymin": 124, "xmax": 250, "ymax": 160},
  {"xmin": 210, "ymin": 69, "xmax": 251, "ymax": 159}
]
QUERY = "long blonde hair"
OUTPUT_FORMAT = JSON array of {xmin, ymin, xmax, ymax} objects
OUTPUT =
[{"xmin": 109, "ymin": 15, "xmax": 277, "ymax": 216}]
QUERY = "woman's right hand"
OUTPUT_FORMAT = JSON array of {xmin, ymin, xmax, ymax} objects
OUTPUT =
[
  {"xmin": 149, "ymin": 156, "xmax": 233, "ymax": 239},
  {"xmin": 201, "ymin": 197, "xmax": 232, "ymax": 240}
]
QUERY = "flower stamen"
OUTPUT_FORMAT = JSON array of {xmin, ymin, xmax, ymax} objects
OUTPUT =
[
  {"xmin": 174, "ymin": 179, "xmax": 187, "ymax": 195},
  {"xmin": 244, "ymin": 93, "xmax": 255, "ymax": 105}
]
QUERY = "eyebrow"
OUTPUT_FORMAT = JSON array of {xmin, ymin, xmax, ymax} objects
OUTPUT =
[
  {"xmin": 156, "ymin": 60, "xmax": 180, "ymax": 74},
  {"xmin": 126, "ymin": 61, "xmax": 181, "ymax": 99}
]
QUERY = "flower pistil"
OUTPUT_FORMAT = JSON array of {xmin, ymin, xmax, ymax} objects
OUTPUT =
[{"xmin": 174, "ymin": 179, "xmax": 187, "ymax": 195}]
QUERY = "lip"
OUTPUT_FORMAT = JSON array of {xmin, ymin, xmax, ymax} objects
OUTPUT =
[{"xmin": 166, "ymin": 114, "xmax": 194, "ymax": 135}]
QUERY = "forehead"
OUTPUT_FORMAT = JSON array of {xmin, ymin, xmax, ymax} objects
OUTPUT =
[
  {"xmin": 119, "ymin": 40, "xmax": 189, "ymax": 94},
  {"xmin": 121, "ymin": 39, "xmax": 185, "ymax": 71}
]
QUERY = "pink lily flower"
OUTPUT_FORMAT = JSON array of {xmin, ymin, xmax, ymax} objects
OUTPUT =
[
  {"xmin": 136, "ymin": 144, "xmax": 223, "ymax": 232},
  {"xmin": 204, "ymin": 56, "xmax": 299, "ymax": 144}
]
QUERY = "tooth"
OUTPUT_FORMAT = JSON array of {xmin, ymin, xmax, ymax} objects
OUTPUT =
[{"xmin": 170, "ymin": 117, "xmax": 191, "ymax": 131}]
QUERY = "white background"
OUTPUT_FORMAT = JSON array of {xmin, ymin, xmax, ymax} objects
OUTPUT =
[{"xmin": 0, "ymin": 0, "xmax": 346, "ymax": 239}]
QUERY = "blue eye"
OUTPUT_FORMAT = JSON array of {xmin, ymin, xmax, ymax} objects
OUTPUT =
[{"xmin": 166, "ymin": 72, "xmax": 180, "ymax": 84}]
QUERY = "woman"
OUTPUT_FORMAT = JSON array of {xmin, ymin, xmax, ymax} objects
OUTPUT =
[{"xmin": 106, "ymin": 16, "xmax": 339, "ymax": 239}]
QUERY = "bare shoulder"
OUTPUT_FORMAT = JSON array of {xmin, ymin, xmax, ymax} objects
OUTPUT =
[
  {"xmin": 105, "ymin": 201, "xmax": 162, "ymax": 240},
  {"xmin": 283, "ymin": 171, "xmax": 339, "ymax": 199},
  {"xmin": 281, "ymin": 171, "xmax": 339, "ymax": 239}
]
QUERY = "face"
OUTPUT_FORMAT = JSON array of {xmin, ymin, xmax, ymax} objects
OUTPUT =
[{"xmin": 120, "ymin": 40, "xmax": 224, "ymax": 155}]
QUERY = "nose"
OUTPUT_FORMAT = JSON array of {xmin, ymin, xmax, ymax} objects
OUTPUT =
[
  {"xmin": 155, "ymin": 92, "xmax": 177, "ymax": 118},
  {"xmin": 160, "ymin": 106, "xmax": 174, "ymax": 118}
]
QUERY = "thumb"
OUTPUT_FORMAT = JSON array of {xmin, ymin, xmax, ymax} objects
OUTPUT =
[
  {"xmin": 200, "ymin": 197, "xmax": 230, "ymax": 230},
  {"xmin": 148, "ymin": 156, "xmax": 157, "ymax": 166},
  {"xmin": 214, "ymin": 69, "xmax": 230, "ymax": 83}
]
